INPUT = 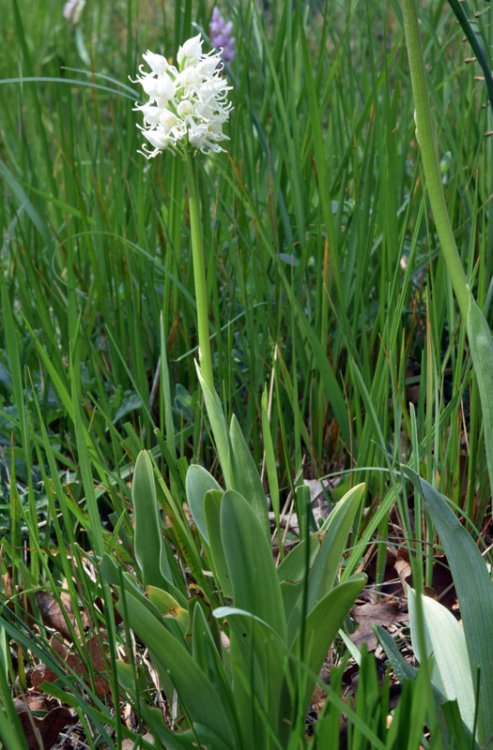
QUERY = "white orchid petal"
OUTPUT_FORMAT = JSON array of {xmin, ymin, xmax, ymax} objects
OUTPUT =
[{"xmin": 177, "ymin": 34, "xmax": 203, "ymax": 67}]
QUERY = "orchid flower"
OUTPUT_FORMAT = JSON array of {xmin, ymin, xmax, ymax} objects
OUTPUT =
[
  {"xmin": 133, "ymin": 34, "xmax": 233, "ymax": 159},
  {"xmin": 209, "ymin": 7, "xmax": 235, "ymax": 64}
]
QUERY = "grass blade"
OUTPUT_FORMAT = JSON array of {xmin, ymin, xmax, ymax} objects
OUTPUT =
[
  {"xmin": 420, "ymin": 479, "xmax": 493, "ymax": 745},
  {"xmin": 116, "ymin": 587, "xmax": 239, "ymax": 748},
  {"xmin": 132, "ymin": 451, "xmax": 173, "ymax": 591},
  {"xmin": 467, "ymin": 293, "xmax": 493, "ymax": 500},
  {"xmin": 407, "ymin": 588, "xmax": 476, "ymax": 733}
]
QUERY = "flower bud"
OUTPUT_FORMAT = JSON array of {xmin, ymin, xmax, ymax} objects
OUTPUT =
[{"xmin": 177, "ymin": 34, "xmax": 203, "ymax": 68}]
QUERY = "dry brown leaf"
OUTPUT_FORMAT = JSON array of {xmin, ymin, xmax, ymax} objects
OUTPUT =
[
  {"xmin": 310, "ymin": 685, "xmax": 327, "ymax": 717},
  {"xmin": 1, "ymin": 570, "xmax": 14, "ymax": 598},
  {"xmin": 121, "ymin": 734, "xmax": 154, "ymax": 749},
  {"xmin": 17, "ymin": 705, "xmax": 76, "ymax": 750},
  {"xmin": 31, "ymin": 634, "xmax": 111, "ymax": 700},
  {"xmin": 351, "ymin": 599, "xmax": 404, "ymax": 651},
  {"xmin": 14, "ymin": 692, "xmax": 50, "ymax": 713},
  {"xmin": 394, "ymin": 557, "xmax": 412, "ymax": 591},
  {"xmin": 34, "ymin": 590, "xmax": 88, "ymax": 641}
]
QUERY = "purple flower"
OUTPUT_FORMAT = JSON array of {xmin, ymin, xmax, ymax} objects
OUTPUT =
[{"xmin": 209, "ymin": 7, "xmax": 235, "ymax": 64}]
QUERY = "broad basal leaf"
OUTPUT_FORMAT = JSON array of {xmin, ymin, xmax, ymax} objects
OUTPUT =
[{"xmin": 220, "ymin": 491, "xmax": 286, "ymax": 640}]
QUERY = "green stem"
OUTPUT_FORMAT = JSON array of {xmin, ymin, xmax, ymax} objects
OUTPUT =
[
  {"xmin": 401, "ymin": 0, "xmax": 469, "ymax": 318},
  {"xmin": 184, "ymin": 150, "xmax": 215, "ymax": 392}
]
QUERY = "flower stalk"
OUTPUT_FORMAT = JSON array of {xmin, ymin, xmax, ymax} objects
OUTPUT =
[
  {"xmin": 134, "ymin": 34, "xmax": 234, "ymax": 393},
  {"xmin": 401, "ymin": 0, "xmax": 469, "ymax": 318},
  {"xmin": 185, "ymin": 150, "xmax": 215, "ymax": 392}
]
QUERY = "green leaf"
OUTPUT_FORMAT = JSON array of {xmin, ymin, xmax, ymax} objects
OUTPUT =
[
  {"xmin": 147, "ymin": 586, "xmax": 189, "ymax": 635},
  {"xmin": 277, "ymin": 534, "xmax": 319, "ymax": 583},
  {"xmin": 420, "ymin": 479, "xmax": 493, "ymax": 745},
  {"xmin": 117, "ymin": 587, "xmax": 239, "ymax": 748},
  {"xmin": 117, "ymin": 662, "xmax": 194, "ymax": 750},
  {"xmin": 283, "ymin": 484, "xmax": 364, "ymax": 640},
  {"xmin": 132, "ymin": 451, "xmax": 172, "ymax": 591},
  {"xmin": 446, "ymin": 0, "xmax": 493, "ymax": 116},
  {"xmin": 0, "ymin": 278, "xmax": 28, "ymax": 448},
  {"xmin": 440, "ymin": 700, "xmax": 471, "ymax": 750},
  {"xmin": 185, "ymin": 464, "xmax": 222, "ymax": 545},
  {"xmin": 221, "ymin": 490, "xmax": 287, "ymax": 640},
  {"xmin": 375, "ymin": 625, "xmax": 417, "ymax": 683},
  {"xmin": 293, "ymin": 575, "xmax": 366, "ymax": 675},
  {"xmin": 191, "ymin": 605, "xmax": 237, "ymax": 724},
  {"xmin": 408, "ymin": 588, "xmax": 475, "ymax": 732},
  {"xmin": 261, "ymin": 386, "xmax": 280, "ymax": 529},
  {"xmin": 100, "ymin": 554, "xmax": 185, "ymax": 626},
  {"xmin": 466, "ymin": 293, "xmax": 493, "ymax": 498},
  {"xmin": 278, "ymin": 536, "xmax": 319, "ymax": 641},
  {"xmin": 22, "ymin": 318, "xmax": 74, "ymax": 423},
  {"xmin": 288, "ymin": 299, "xmax": 349, "ymax": 444},
  {"xmin": 0, "ymin": 159, "xmax": 51, "ymax": 244},
  {"xmin": 213, "ymin": 606, "xmax": 289, "ymax": 747},
  {"xmin": 290, "ymin": 575, "xmax": 366, "ymax": 715},
  {"xmin": 191, "ymin": 725, "xmax": 238, "ymax": 750},
  {"xmin": 0, "ymin": 645, "xmax": 27, "ymax": 750},
  {"xmin": 0, "ymin": 714, "xmax": 28, "ymax": 750},
  {"xmin": 204, "ymin": 489, "xmax": 232, "ymax": 597},
  {"xmin": 229, "ymin": 414, "xmax": 270, "ymax": 536},
  {"xmin": 307, "ymin": 483, "xmax": 365, "ymax": 608},
  {"xmin": 385, "ymin": 670, "xmax": 431, "ymax": 750},
  {"xmin": 196, "ymin": 365, "xmax": 233, "ymax": 487}
]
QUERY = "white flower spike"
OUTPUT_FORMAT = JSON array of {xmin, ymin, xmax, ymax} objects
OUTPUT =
[
  {"xmin": 63, "ymin": 0, "xmax": 86, "ymax": 24},
  {"xmin": 133, "ymin": 34, "xmax": 233, "ymax": 158}
]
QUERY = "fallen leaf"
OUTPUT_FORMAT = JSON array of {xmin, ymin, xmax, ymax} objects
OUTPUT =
[
  {"xmin": 31, "ymin": 634, "xmax": 111, "ymax": 700},
  {"xmin": 364, "ymin": 545, "xmax": 406, "ymax": 596},
  {"xmin": 121, "ymin": 734, "xmax": 154, "ymax": 749},
  {"xmin": 15, "ymin": 692, "xmax": 50, "ymax": 713},
  {"xmin": 310, "ymin": 685, "xmax": 327, "ymax": 717},
  {"xmin": 17, "ymin": 706, "xmax": 76, "ymax": 750},
  {"xmin": 2, "ymin": 570, "xmax": 14, "ymax": 598},
  {"xmin": 351, "ymin": 599, "xmax": 404, "ymax": 651},
  {"xmin": 34, "ymin": 590, "xmax": 88, "ymax": 641},
  {"xmin": 394, "ymin": 557, "xmax": 412, "ymax": 591}
]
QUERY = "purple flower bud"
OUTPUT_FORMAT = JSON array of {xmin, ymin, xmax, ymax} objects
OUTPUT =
[{"xmin": 209, "ymin": 7, "xmax": 235, "ymax": 64}]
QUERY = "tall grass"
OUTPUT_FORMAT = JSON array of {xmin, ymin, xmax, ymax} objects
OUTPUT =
[{"xmin": 1, "ymin": 0, "xmax": 489, "ymax": 493}]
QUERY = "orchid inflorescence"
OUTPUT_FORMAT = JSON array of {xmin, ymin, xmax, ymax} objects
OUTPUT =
[
  {"xmin": 133, "ymin": 34, "xmax": 233, "ymax": 158},
  {"xmin": 209, "ymin": 7, "xmax": 235, "ymax": 64}
]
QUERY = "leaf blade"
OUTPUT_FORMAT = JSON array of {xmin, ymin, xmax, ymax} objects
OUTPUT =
[
  {"xmin": 420, "ymin": 479, "xmax": 493, "ymax": 744},
  {"xmin": 221, "ymin": 490, "xmax": 286, "ymax": 640}
]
